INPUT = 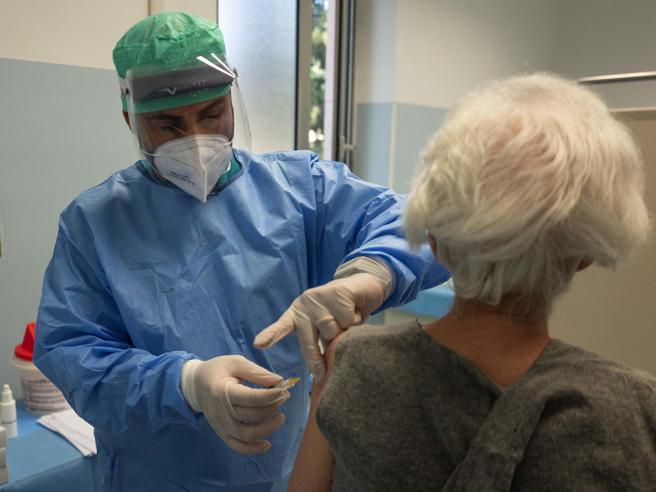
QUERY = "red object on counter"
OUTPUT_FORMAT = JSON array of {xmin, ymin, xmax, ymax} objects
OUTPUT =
[{"xmin": 15, "ymin": 322, "xmax": 36, "ymax": 361}]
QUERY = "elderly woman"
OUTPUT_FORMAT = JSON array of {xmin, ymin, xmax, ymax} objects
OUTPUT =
[{"xmin": 288, "ymin": 73, "xmax": 655, "ymax": 491}]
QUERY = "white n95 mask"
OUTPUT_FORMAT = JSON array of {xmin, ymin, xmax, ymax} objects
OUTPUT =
[{"xmin": 152, "ymin": 134, "xmax": 233, "ymax": 203}]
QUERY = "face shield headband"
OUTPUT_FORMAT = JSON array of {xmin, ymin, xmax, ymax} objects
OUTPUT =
[{"xmin": 121, "ymin": 54, "xmax": 237, "ymax": 112}]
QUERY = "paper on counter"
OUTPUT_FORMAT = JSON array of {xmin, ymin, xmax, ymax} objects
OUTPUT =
[{"xmin": 37, "ymin": 409, "xmax": 96, "ymax": 457}]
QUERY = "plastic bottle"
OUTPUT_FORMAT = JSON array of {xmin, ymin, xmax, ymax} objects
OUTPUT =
[
  {"xmin": 0, "ymin": 385, "xmax": 17, "ymax": 438},
  {"xmin": 0, "ymin": 423, "xmax": 6, "ymax": 485}
]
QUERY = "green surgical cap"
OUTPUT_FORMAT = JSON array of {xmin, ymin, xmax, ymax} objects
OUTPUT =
[{"xmin": 113, "ymin": 12, "xmax": 230, "ymax": 113}]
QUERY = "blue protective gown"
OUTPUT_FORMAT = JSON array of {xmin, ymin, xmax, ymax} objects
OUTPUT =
[{"xmin": 35, "ymin": 149, "xmax": 449, "ymax": 491}]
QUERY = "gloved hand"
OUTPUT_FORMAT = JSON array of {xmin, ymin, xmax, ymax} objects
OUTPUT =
[
  {"xmin": 254, "ymin": 257, "xmax": 393, "ymax": 381},
  {"xmin": 181, "ymin": 355, "xmax": 290, "ymax": 455}
]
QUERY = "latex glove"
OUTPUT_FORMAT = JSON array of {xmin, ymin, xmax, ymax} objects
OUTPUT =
[
  {"xmin": 254, "ymin": 257, "xmax": 393, "ymax": 380},
  {"xmin": 181, "ymin": 355, "xmax": 290, "ymax": 455}
]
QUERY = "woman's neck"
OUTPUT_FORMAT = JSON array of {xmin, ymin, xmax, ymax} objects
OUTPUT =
[{"xmin": 423, "ymin": 298, "xmax": 551, "ymax": 389}]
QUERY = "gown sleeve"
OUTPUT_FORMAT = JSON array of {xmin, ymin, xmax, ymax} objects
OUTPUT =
[
  {"xmin": 311, "ymin": 158, "xmax": 450, "ymax": 310},
  {"xmin": 34, "ymin": 224, "xmax": 199, "ymax": 434}
]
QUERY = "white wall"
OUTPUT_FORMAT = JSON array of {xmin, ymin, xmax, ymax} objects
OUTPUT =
[
  {"xmin": 352, "ymin": 0, "xmax": 560, "ymax": 189},
  {"xmin": 394, "ymin": 0, "xmax": 558, "ymax": 108},
  {"xmin": 351, "ymin": 0, "xmax": 398, "ymax": 189},
  {"xmin": 0, "ymin": 0, "xmax": 147, "ymax": 69},
  {"xmin": 353, "ymin": 0, "xmax": 397, "ymax": 105},
  {"xmin": 152, "ymin": 0, "xmax": 217, "ymax": 24},
  {"xmin": 355, "ymin": 0, "xmax": 656, "ymax": 114},
  {"xmin": 353, "ymin": 0, "xmax": 656, "ymax": 197},
  {"xmin": 0, "ymin": 0, "xmax": 217, "ymax": 70},
  {"xmin": 553, "ymin": 0, "xmax": 656, "ymax": 78},
  {"xmin": 553, "ymin": 0, "xmax": 656, "ymax": 109}
]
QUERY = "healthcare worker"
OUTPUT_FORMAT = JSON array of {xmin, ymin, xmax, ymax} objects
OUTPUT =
[{"xmin": 34, "ymin": 12, "xmax": 449, "ymax": 492}]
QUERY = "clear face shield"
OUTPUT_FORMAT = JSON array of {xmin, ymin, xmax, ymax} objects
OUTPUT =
[{"xmin": 123, "ymin": 53, "xmax": 251, "ymax": 201}]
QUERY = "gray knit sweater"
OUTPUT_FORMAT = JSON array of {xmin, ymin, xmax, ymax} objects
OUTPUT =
[{"xmin": 316, "ymin": 321, "xmax": 656, "ymax": 491}]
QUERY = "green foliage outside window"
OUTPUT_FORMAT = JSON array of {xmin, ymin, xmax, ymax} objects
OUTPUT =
[{"xmin": 310, "ymin": 0, "xmax": 328, "ymax": 157}]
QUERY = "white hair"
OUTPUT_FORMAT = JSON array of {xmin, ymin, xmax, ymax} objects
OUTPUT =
[{"xmin": 405, "ymin": 73, "xmax": 651, "ymax": 318}]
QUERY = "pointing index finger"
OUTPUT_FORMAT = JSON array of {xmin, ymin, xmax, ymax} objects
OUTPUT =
[{"xmin": 254, "ymin": 309, "xmax": 297, "ymax": 348}]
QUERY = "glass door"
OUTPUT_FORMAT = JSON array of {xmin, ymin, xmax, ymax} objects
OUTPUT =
[{"xmin": 218, "ymin": 0, "xmax": 300, "ymax": 154}]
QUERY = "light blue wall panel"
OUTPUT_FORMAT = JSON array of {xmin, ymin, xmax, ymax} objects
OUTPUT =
[
  {"xmin": 352, "ymin": 102, "xmax": 393, "ymax": 186},
  {"xmin": 0, "ymin": 59, "xmax": 135, "ymax": 395},
  {"xmin": 391, "ymin": 103, "xmax": 448, "ymax": 193}
]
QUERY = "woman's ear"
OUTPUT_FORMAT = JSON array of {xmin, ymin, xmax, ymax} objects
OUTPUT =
[
  {"xmin": 577, "ymin": 257, "xmax": 593, "ymax": 272},
  {"xmin": 427, "ymin": 233, "xmax": 438, "ymax": 258}
]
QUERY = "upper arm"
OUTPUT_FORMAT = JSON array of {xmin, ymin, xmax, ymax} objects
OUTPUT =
[
  {"xmin": 316, "ymin": 331, "xmax": 350, "ymax": 389},
  {"xmin": 288, "ymin": 332, "xmax": 350, "ymax": 492}
]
